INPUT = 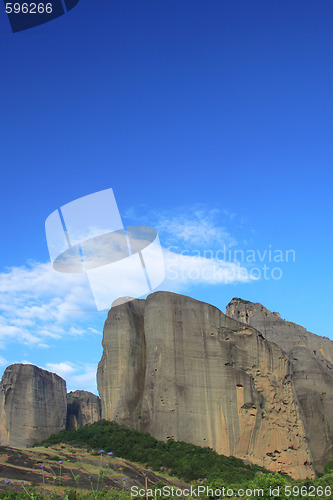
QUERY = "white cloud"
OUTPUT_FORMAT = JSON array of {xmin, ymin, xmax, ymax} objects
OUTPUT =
[
  {"xmin": 88, "ymin": 327, "xmax": 102, "ymax": 335},
  {"xmin": 161, "ymin": 248, "xmax": 253, "ymax": 290},
  {"xmin": 70, "ymin": 365, "xmax": 98, "ymax": 394},
  {"xmin": 45, "ymin": 361, "xmax": 98, "ymax": 394},
  {"xmin": 124, "ymin": 205, "xmax": 238, "ymax": 249},
  {"xmin": 0, "ymin": 355, "xmax": 8, "ymax": 367},
  {"xmin": 157, "ymin": 210, "xmax": 237, "ymax": 248},
  {"xmin": 121, "ymin": 205, "xmax": 256, "ymax": 291},
  {"xmin": 46, "ymin": 362, "xmax": 76, "ymax": 377},
  {"xmin": 0, "ymin": 261, "xmax": 98, "ymax": 349}
]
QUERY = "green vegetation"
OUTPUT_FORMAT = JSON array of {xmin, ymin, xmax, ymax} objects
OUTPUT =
[
  {"xmin": 0, "ymin": 488, "xmax": 130, "ymax": 500},
  {"xmin": 1, "ymin": 473, "xmax": 333, "ymax": 500},
  {"xmin": 325, "ymin": 461, "xmax": 333, "ymax": 475},
  {"xmin": 38, "ymin": 420, "xmax": 268, "ymax": 485},
  {"xmin": 231, "ymin": 298, "xmax": 252, "ymax": 304}
]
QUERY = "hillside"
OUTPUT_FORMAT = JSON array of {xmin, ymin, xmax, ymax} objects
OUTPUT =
[
  {"xmin": 1, "ymin": 421, "xmax": 333, "ymax": 500},
  {"xmin": 0, "ymin": 440, "xmax": 188, "ymax": 495},
  {"xmin": 39, "ymin": 419, "xmax": 269, "ymax": 485}
]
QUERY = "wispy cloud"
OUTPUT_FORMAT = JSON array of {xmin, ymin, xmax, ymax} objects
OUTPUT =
[
  {"xmin": 0, "ymin": 261, "xmax": 99, "ymax": 349},
  {"xmin": 156, "ymin": 209, "xmax": 237, "ymax": 248},
  {"xmin": 45, "ymin": 361, "xmax": 98, "ymax": 394},
  {"xmin": 0, "ymin": 355, "xmax": 8, "ymax": 367},
  {"xmin": 124, "ymin": 204, "xmax": 253, "ymax": 290},
  {"xmin": 46, "ymin": 361, "xmax": 77, "ymax": 377},
  {"xmin": 162, "ymin": 248, "xmax": 253, "ymax": 288},
  {"xmin": 125, "ymin": 204, "xmax": 238, "ymax": 249},
  {"xmin": 88, "ymin": 327, "xmax": 103, "ymax": 335}
]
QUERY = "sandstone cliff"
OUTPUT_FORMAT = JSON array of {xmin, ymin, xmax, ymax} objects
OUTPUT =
[
  {"xmin": 67, "ymin": 390, "xmax": 101, "ymax": 430},
  {"xmin": 97, "ymin": 291, "xmax": 314, "ymax": 479},
  {"xmin": 0, "ymin": 364, "xmax": 67, "ymax": 448},
  {"xmin": 226, "ymin": 298, "xmax": 333, "ymax": 473}
]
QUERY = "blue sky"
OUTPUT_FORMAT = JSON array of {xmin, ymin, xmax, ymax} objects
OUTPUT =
[{"xmin": 0, "ymin": 0, "xmax": 332, "ymax": 394}]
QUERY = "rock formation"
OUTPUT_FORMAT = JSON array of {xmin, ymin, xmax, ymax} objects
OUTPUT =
[
  {"xmin": 226, "ymin": 298, "xmax": 333, "ymax": 473},
  {"xmin": 67, "ymin": 390, "xmax": 101, "ymax": 430},
  {"xmin": 97, "ymin": 291, "xmax": 315, "ymax": 479},
  {"xmin": 0, "ymin": 364, "xmax": 67, "ymax": 448}
]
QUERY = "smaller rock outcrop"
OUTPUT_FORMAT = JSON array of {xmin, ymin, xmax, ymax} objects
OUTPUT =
[
  {"xmin": 67, "ymin": 390, "xmax": 101, "ymax": 430},
  {"xmin": 0, "ymin": 364, "xmax": 67, "ymax": 448}
]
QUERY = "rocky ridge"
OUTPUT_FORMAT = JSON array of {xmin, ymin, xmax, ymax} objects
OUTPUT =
[
  {"xmin": 226, "ymin": 298, "xmax": 333, "ymax": 473},
  {"xmin": 97, "ymin": 291, "xmax": 315, "ymax": 479},
  {"xmin": 0, "ymin": 365, "xmax": 101, "ymax": 447}
]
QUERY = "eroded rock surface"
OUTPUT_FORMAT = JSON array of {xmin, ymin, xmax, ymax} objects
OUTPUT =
[
  {"xmin": 97, "ymin": 298, "xmax": 146, "ymax": 424},
  {"xmin": 97, "ymin": 292, "xmax": 314, "ymax": 479},
  {"xmin": 67, "ymin": 390, "xmax": 101, "ymax": 430},
  {"xmin": 0, "ymin": 364, "xmax": 67, "ymax": 448},
  {"xmin": 226, "ymin": 298, "xmax": 333, "ymax": 473}
]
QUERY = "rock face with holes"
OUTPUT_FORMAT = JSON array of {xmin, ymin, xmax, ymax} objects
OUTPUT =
[
  {"xmin": 226, "ymin": 298, "xmax": 333, "ymax": 473},
  {"xmin": 0, "ymin": 364, "xmax": 67, "ymax": 448},
  {"xmin": 97, "ymin": 291, "xmax": 315, "ymax": 479},
  {"xmin": 66, "ymin": 390, "xmax": 101, "ymax": 430}
]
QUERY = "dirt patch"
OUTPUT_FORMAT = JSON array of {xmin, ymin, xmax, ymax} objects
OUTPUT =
[{"xmin": 0, "ymin": 445, "xmax": 189, "ymax": 493}]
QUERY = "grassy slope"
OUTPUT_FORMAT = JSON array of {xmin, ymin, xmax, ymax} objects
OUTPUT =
[
  {"xmin": 0, "ymin": 442, "xmax": 187, "ymax": 494},
  {"xmin": 39, "ymin": 419, "xmax": 270, "ymax": 485}
]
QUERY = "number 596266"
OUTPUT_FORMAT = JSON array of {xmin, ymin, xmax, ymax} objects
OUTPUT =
[{"xmin": 5, "ymin": 3, "xmax": 53, "ymax": 14}]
